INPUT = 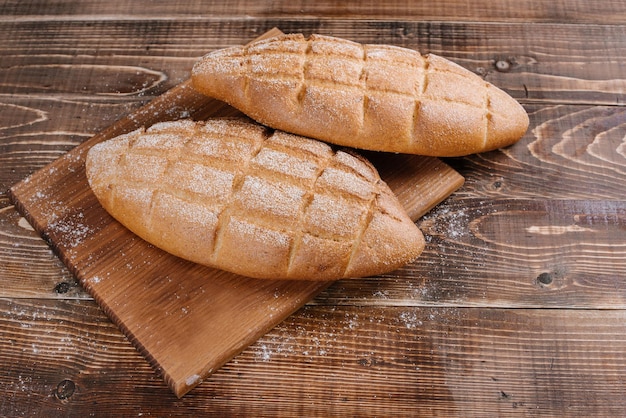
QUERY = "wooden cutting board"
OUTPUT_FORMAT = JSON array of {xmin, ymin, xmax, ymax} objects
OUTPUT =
[{"xmin": 8, "ymin": 28, "xmax": 464, "ymax": 398}]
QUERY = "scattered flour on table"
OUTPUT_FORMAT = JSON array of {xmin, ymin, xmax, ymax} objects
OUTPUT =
[
  {"xmin": 345, "ymin": 312, "xmax": 359, "ymax": 330},
  {"xmin": 254, "ymin": 331, "xmax": 300, "ymax": 362},
  {"xmin": 399, "ymin": 311, "xmax": 423, "ymax": 330},
  {"xmin": 426, "ymin": 205, "xmax": 469, "ymax": 239}
]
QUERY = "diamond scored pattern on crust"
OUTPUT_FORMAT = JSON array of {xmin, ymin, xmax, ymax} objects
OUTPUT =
[
  {"xmin": 242, "ymin": 34, "xmax": 491, "ymax": 148},
  {"xmin": 111, "ymin": 119, "xmax": 385, "ymax": 278}
]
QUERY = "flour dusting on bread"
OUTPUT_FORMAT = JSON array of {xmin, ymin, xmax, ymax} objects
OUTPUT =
[
  {"xmin": 86, "ymin": 118, "xmax": 425, "ymax": 280},
  {"xmin": 192, "ymin": 33, "xmax": 528, "ymax": 157}
]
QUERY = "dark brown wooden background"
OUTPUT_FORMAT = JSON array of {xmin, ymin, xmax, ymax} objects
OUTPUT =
[{"xmin": 2, "ymin": 1, "xmax": 626, "ymax": 416}]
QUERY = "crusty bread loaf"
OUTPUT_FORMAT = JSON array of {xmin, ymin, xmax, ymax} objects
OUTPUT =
[
  {"xmin": 85, "ymin": 118, "xmax": 425, "ymax": 280},
  {"xmin": 191, "ymin": 33, "xmax": 529, "ymax": 157}
]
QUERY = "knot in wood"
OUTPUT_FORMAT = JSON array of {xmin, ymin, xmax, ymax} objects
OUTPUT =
[
  {"xmin": 54, "ymin": 281, "xmax": 72, "ymax": 294},
  {"xmin": 495, "ymin": 60, "xmax": 511, "ymax": 72},
  {"xmin": 56, "ymin": 379, "xmax": 76, "ymax": 400},
  {"xmin": 536, "ymin": 272, "xmax": 553, "ymax": 286}
]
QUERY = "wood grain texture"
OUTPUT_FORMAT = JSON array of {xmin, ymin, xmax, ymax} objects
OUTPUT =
[
  {"xmin": 318, "ymin": 196, "xmax": 626, "ymax": 309},
  {"xmin": 1, "ymin": 18, "xmax": 626, "ymax": 133},
  {"xmin": 4, "ymin": 193, "xmax": 625, "ymax": 309},
  {"xmin": 3, "ymin": 0, "xmax": 626, "ymax": 24},
  {"xmin": 0, "ymin": 204, "xmax": 81, "ymax": 298},
  {"xmin": 453, "ymin": 104, "xmax": 626, "ymax": 199},
  {"xmin": 2, "ymin": 2, "xmax": 626, "ymax": 415},
  {"xmin": 3, "ymin": 298, "xmax": 626, "ymax": 416}
]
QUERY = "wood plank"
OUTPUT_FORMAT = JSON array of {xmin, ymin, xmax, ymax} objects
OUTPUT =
[
  {"xmin": 452, "ymin": 104, "xmax": 626, "ymax": 199},
  {"xmin": 0, "ymin": 99, "xmax": 145, "ymax": 195},
  {"xmin": 3, "ymin": 0, "xmax": 626, "ymax": 24},
  {"xmin": 3, "ymin": 19, "xmax": 626, "ymax": 108},
  {"xmin": 0, "ymin": 204, "xmax": 82, "ymax": 299},
  {"xmin": 221, "ymin": 306, "xmax": 626, "ymax": 416},
  {"xmin": 319, "ymin": 197, "xmax": 626, "ymax": 309},
  {"xmin": 2, "ymin": 298, "xmax": 626, "ymax": 416}
]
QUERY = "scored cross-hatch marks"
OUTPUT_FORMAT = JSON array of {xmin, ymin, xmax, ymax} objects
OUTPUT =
[
  {"xmin": 114, "ymin": 119, "xmax": 390, "ymax": 279},
  {"xmin": 240, "ymin": 34, "xmax": 492, "ymax": 148}
]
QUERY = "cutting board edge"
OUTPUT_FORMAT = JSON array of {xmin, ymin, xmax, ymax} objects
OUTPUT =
[
  {"xmin": 421, "ymin": 172, "xmax": 464, "ymax": 215},
  {"xmin": 7, "ymin": 182, "xmax": 178, "ymax": 391},
  {"xmin": 170, "ymin": 281, "xmax": 334, "ymax": 398}
]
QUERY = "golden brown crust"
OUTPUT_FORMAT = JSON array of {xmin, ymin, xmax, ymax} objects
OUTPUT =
[
  {"xmin": 191, "ymin": 33, "xmax": 529, "ymax": 157},
  {"xmin": 85, "ymin": 118, "xmax": 425, "ymax": 280}
]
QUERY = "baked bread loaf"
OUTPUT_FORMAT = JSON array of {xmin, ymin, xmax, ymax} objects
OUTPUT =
[
  {"xmin": 85, "ymin": 118, "xmax": 425, "ymax": 280},
  {"xmin": 192, "ymin": 33, "xmax": 529, "ymax": 157}
]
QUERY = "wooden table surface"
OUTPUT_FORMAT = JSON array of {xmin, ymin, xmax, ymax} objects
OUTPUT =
[{"xmin": 2, "ymin": 1, "xmax": 626, "ymax": 416}]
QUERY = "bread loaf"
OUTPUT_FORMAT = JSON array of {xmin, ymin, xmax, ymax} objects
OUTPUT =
[
  {"xmin": 191, "ymin": 33, "xmax": 529, "ymax": 157},
  {"xmin": 85, "ymin": 118, "xmax": 425, "ymax": 280}
]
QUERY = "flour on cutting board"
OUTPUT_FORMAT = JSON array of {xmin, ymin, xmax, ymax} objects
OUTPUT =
[{"xmin": 48, "ymin": 212, "xmax": 94, "ymax": 249}]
